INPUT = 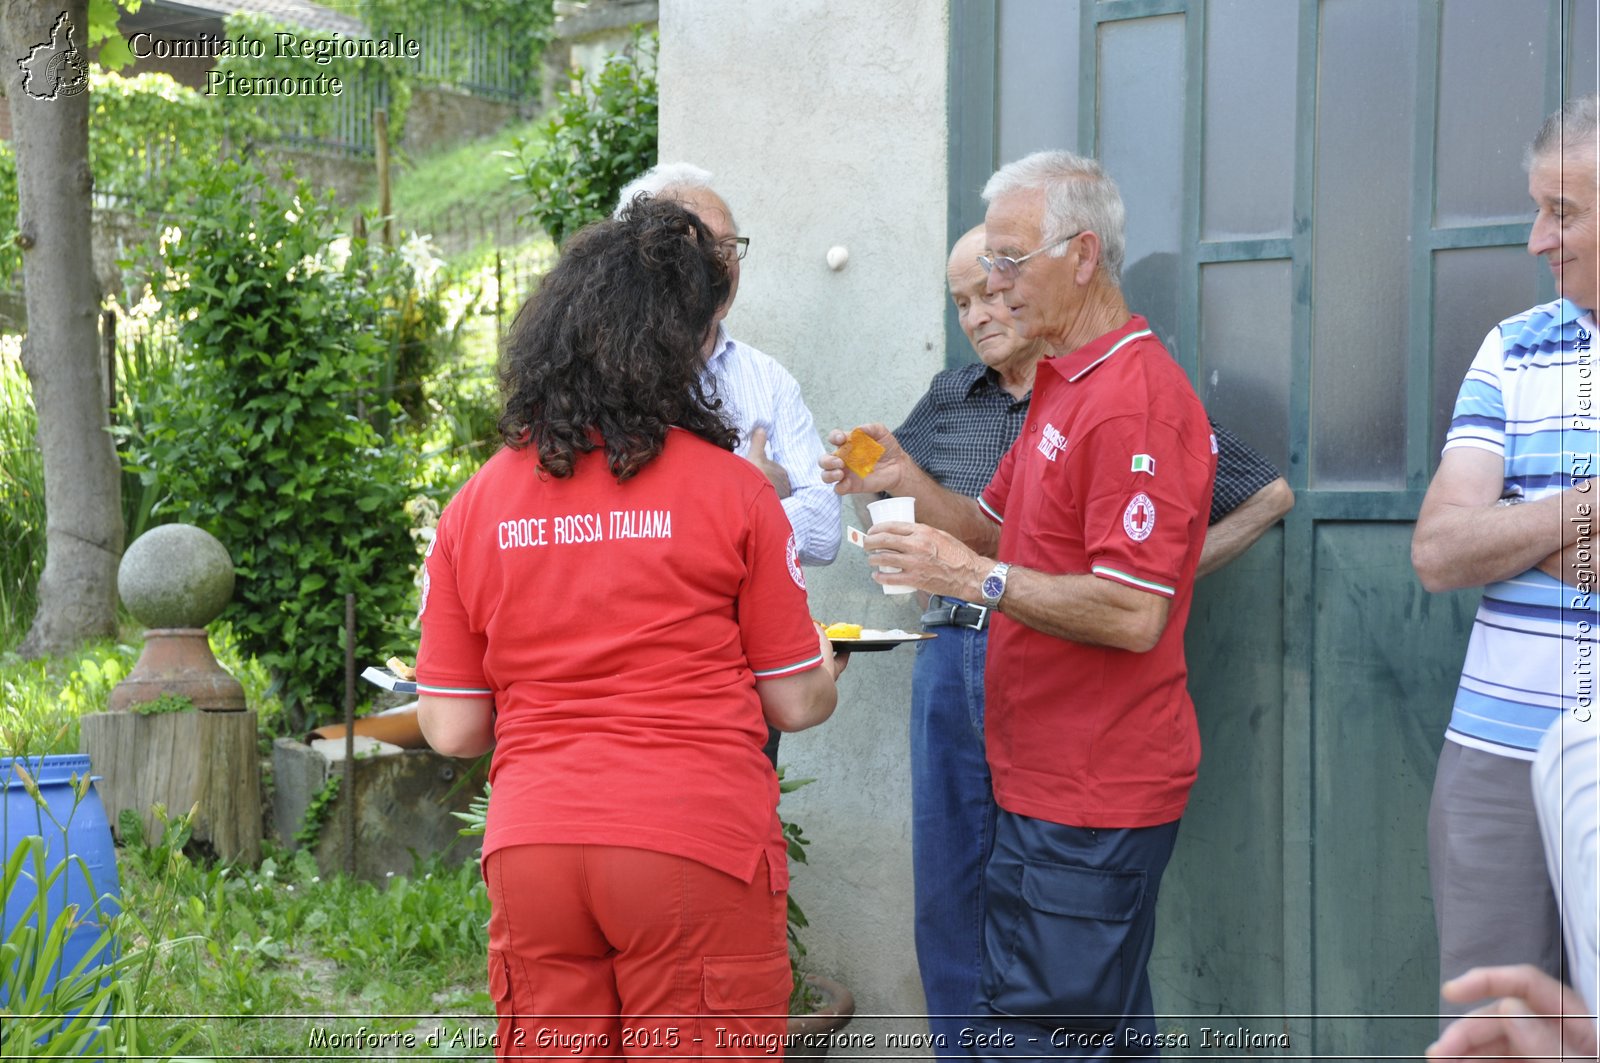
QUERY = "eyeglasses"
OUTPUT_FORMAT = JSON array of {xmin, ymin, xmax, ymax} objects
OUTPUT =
[
  {"xmin": 718, "ymin": 236, "xmax": 750, "ymax": 262},
  {"xmin": 977, "ymin": 231, "xmax": 1081, "ymax": 281}
]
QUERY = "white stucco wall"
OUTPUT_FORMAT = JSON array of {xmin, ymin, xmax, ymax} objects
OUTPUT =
[{"xmin": 659, "ymin": 0, "xmax": 952, "ymax": 1035}]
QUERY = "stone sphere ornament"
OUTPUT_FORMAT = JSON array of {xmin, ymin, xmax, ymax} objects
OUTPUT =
[
  {"xmin": 111, "ymin": 524, "xmax": 245, "ymax": 712},
  {"xmin": 118, "ymin": 523, "xmax": 236, "ymax": 629}
]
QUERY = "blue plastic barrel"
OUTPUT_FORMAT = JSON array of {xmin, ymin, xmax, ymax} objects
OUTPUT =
[{"xmin": 1, "ymin": 754, "xmax": 122, "ymax": 1008}]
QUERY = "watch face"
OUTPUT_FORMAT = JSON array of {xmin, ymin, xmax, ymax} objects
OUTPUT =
[{"xmin": 982, "ymin": 574, "xmax": 1005, "ymax": 601}]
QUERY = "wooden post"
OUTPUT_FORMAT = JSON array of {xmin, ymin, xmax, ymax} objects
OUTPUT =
[
  {"xmin": 374, "ymin": 109, "xmax": 394, "ymax": 248},
  {"xmin": 193, "ymin": 710, "xmax": 261, "ymax": 864},
  {"xmin": 101, "ymin": 307, "xmax": 116, "ymax": 421},
  {"xmin": 81, "ymin": 710, "xmax": 198, "ymax": 841},
  {"xmin": 84, "ymin": 708, "xmax": 261, "ymax": 864},
  {"xmin": 495, "ymin": 250, "xmax": 504, "ymax": 347},
  {"xmin": 343, "ymin": 593, "xmax": 357, "ymax": 876}
]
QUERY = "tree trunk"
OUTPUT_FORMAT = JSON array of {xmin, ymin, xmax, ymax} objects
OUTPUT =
[{"xmin": 1, "ymin": 0, "xmax": 122, "ymax": 656}]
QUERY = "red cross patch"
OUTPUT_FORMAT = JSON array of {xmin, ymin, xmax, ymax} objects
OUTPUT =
[
  {"xmin": 786, "ymin": 533, "xmax": 806, "ymax": 589},
  {"xmin": 1123, "ymin": 492, "xmax": 1156, "ymax": 542}
]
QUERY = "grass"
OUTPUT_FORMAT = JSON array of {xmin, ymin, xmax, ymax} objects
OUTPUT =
[
  {"xmin": 115, "ymin": 817, "xmax": 493, "ymax": 1059},
  {"xmin": 3, "ymin": 645, "xmax": 492, "ymax": 1059},
  {"xmin": 374, "ymin": 117, "xmax": 549, "ymax": 253}
]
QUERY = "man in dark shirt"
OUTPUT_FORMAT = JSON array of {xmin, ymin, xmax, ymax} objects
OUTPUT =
[{"xmin": 894, "ymin": 224, "xmax": 1293, "ymax": 1052}]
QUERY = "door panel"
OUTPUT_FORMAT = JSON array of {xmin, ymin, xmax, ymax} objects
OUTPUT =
[{"xmin": 956, "ymin": 0, "xmax": 1584, "ymax": 1053}]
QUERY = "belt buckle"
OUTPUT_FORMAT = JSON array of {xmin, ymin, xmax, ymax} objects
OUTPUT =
[{"xmin": 964, "ymin": 602, "xmax": 991, "ymax": 631}]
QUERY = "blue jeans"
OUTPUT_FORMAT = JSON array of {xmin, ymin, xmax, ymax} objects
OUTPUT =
[
  {"xmin": 910, "ymin": 624, "xmax": 995, "ymax": 1054},
  {"xmin": 973, "ymin": 810, "xmax": 1181, "ymax": 1061}
]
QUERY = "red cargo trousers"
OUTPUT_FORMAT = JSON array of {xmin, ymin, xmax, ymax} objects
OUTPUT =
[{"xmin": 484, "ymin": 843, "xmax": 792, "ymax": 1060}]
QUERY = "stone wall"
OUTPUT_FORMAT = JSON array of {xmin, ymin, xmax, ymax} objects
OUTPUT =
[{"xmin": 400, "ymin": 85, "xmax": 527, "ymax": 156}]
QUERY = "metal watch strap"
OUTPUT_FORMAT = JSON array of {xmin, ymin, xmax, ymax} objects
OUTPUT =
[{"xmin": 981, "ymin": 562, "xmax": 1011, "ymax": 608}]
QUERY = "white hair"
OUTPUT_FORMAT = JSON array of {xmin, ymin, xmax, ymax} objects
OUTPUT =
[
  {"xmin": 981, "ymin": 150, "xmax": 1127, "ymax": 284},
  {"xmin": 1527, "ymin": 94, "xmax": 1600, "ymax": 169},
  {"xmin": 614, "ymin": 162, "xmax": 722, "ymax": 219}
]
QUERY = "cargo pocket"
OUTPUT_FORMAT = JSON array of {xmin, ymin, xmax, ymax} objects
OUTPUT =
[
  {"xmin": 701, "ymin": 948, "xmax": 792, "ymax": 1014},
  {"xmin": 488, "ymin": 948, "xmax": 527, "ymax": 1057},
  {"xmin": 988, "ymin": 861, "xmax": 1145, "ymax": 1030}
]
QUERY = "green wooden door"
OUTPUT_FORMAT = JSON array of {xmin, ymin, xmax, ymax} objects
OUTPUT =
[{"xmin": 949, "ymin": 0, "xmax": 1594, "ymax": 1052}]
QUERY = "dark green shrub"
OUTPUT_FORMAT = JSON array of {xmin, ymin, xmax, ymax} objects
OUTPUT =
[
  {"xmin": 124, "ymin": 162, "xmax": 419, "ymax": 729},
  {"xmin": 511, "ymin": 33, "xmax": 658, "ymax": 245}
]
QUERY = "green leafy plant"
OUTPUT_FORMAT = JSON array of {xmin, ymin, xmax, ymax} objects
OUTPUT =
[
  {"xmin": 115, "ymin": 827, "xmax": 493, "ymax": 1056},
  {"xmin": 0, "ymin": 641, "xmax": 140, "ymax": 755},
  {"xmin": 362, "ymin": 0, "xmax": 555, "ymax": 100},
  {"xmin": 0, "ymin": 336, "xmax": 41, "ymax": 648},
  {"xmin": 130, "ymin": 692, "xmax": 194, "ymax": 716},
  {"xmin": 452, "ymin": 778, "xmax": 490, "ymax": 838},
  {"xmin": 121, "ymin": 161, "xmax": 419, "ymax": 730},
  {"xmin": 294, "ymin": 774, "xmax": 343, "ymax": 848},
  {"xmin": 89, "ymin": 67, "xmax": 249, "ymax": 224},
  {"xmin": 510, "ymin": 32, "xmax": 658, "ymax": 245},
  {"xmin": 779, "ymin": 769, "xmax": 822, "ymax": 1013},
  {"xmin": 0, "ymin": 768, "xmax": 205, "ymax": 1060}
]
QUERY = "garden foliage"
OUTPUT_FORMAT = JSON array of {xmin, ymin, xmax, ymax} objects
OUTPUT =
[
  {"xmin": 0, "ymin": 341, "xmax": 43, "ymax": 643},
  {"xmin": 122, "ymin": 163, "xmax": 421, "ymax": 727},
  {"xmin": 89, "ymin": 68, "xmax": 253, "ymax": 220},
  {"xmin": 1, "ymin": 768, "xmax": 205, "ymax": 1060},
  {"xmin": 363, "ymin": 0, "xmax": 555, "ymax": 100},
  {"xmin": 511, "ymin": 33, "xmax": 658, "ymax": 245}
]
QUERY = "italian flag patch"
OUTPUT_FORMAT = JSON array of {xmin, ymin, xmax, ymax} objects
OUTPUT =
[{"xmin": 1130, "ymin": 454, "xmax": 1156, "ymax": 475}]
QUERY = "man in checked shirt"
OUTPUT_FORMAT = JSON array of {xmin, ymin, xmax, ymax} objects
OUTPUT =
[{"xmin": 888, "ymin": 223, "xmax": 1293, "ymax": 1052}]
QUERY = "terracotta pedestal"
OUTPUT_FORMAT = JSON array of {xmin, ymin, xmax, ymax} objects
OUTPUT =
[{"xmin": 107, "ymin": 628, "xmax": 245, "ymax": 712}]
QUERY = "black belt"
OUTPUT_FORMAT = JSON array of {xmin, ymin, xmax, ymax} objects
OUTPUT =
[{"xmin": 921, "ymin": 595, "xmax": 991, "ymax": 631}]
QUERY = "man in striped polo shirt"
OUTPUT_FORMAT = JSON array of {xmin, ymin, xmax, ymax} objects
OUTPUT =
[{"xmin": 1412, "ymin": 94, "xmax": 1599, "ymax": 1025}]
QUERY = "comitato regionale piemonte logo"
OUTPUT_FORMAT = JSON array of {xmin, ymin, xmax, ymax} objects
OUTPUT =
[{"xmin": 18, "ymin": 11, "xmax": 89, "ymax": 101}]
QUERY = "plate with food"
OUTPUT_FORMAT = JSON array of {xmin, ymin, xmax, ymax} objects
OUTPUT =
[
  {"xmin": 821, "ymin": 622, "xmax": 937, "ymax": 653},
  {"xmin": 360, "ymin": 656, "xmax": 419, "ymax": 694}
]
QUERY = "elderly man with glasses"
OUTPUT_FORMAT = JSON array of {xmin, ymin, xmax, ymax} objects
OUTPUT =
[
  {"xmin": 616, "ymin": 164, "xmax": 841, "ymax": 570},
  {"xmin": 885, "ymin": 222, "xmax": 1291, "ymax": 1056},
  {"xmin": 616, "ymin": 164, "xmax": 842, "ymax": 769},
  {"xmin": 823, "ymin": 150, "xmax": 1216, "ymax": 1057}
]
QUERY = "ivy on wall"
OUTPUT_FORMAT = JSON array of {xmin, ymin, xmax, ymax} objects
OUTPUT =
[
  {"xmin": 363, "ymin": 0, "xmax": 555, "ymax": 99},
  {"xmin": 212, "ymin": 13, "xmax": 415, "ymax": 152}
]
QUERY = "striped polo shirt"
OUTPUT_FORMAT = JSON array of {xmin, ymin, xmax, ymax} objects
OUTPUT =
[{"xmin": 1444, "ymin": 298, "xmax": 1600, "ymax": 759}]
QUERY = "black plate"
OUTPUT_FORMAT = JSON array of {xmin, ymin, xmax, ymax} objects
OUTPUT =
[{"xmin": 830, "ymin": 633, "xmax": 937, "ymax": 653}]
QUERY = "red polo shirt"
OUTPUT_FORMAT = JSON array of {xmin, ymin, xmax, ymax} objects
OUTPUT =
[
  {"xmin": 416, "ymin": 429, "xmax": 822, "ymax": 888},
  {"xmin": 978, "ymin": 315, "xmax": 1215, "ymax": 828}
]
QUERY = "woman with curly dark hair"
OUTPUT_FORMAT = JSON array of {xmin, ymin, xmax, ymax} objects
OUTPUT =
[{"xmin": 416, "ymin": 196, "xmax": 841, "ymax": 1058}]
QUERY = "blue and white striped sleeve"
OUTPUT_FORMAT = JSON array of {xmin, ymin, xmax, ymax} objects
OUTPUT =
[{"xmin": 1443, "ymin": 327, "xmax": 1508, "ymax": 457}]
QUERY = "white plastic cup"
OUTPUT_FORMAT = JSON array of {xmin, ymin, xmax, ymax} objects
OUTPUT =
[{"xmin": 866, "ymin": 496, "xmax": 917, "ymax": 595}]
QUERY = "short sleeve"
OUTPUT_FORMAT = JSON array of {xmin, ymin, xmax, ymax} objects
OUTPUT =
[
  {"xmin": 415, "ymin": 501, "xmax": 493, "ymax": 698},
  {"xmin": 1442, "ymin": 327, "xmax": 1508, "ymax": 458},
  {"xmin": 738, "ymin": 486, "xmax": 824, "ymax": 679},
  {"xmin": 1076, "ymin": 414, "xmax": 1214, "ymax": 598},
  {"xmin": 1209, "ymin": 419, "xmax": 1281, "ymax": 525},
  {"xmin": 979, "ymin": 436, "xmax": 1017, "ymax": 525}
]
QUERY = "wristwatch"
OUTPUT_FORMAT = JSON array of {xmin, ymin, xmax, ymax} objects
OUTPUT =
[{"xmin": 980, "ymin": 562, "xmax": 1012, "ymax": 609}]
